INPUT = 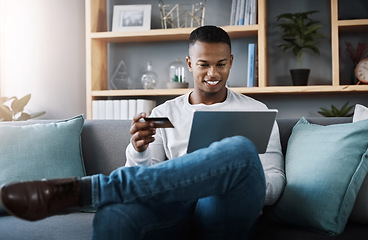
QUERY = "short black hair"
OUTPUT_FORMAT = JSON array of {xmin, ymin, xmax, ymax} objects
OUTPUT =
[{"xmin": 189, "ymin": 25, "xmax": 231, "ymax": 51}]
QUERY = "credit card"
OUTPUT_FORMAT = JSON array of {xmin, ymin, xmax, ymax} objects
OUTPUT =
[{"xmin": 144, "ymin": 117, "xmax": 174, "ymax": 128}]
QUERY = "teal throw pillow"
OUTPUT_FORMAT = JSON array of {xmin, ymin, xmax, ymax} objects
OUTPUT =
[
  {"xmin": 273, "ymin": 117, "xmax": 368, "ymax": 235},
  {"xmin": 0, "ymin": 115, "xmax": 86, "ymax": 213}
]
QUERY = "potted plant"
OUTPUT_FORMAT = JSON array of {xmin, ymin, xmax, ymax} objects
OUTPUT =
[
  {"xmin": 318, "ymin": 101, "xmax": 354, "ymax": 117},
  {"xmin": 0, "ymin": 94, "xmax": 45, "ymax": 121},
  {"xmin": 276, "ymin": 11, "xmax": 325, "ymax": 86}
]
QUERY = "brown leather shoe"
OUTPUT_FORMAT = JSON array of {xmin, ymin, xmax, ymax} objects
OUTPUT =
[{"xmin": 0, "ymin": 178, "xmax": 81, "ymax": 221}]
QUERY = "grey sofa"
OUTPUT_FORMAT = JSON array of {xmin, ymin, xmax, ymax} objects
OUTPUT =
[{"xmin": 0, "ymin": 117, "xmax": 367, "ymax": 240}]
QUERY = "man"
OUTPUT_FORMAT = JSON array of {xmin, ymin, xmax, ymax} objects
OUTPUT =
[{"xmin": 0, "ymin": 26, "xmax": 285, "ymax": 240}]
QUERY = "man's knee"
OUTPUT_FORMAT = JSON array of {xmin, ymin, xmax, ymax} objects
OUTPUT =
[
  {"xmin": 231, "ymin": 135, "xmax": 256, "ymax": 149},
  {"xmin": 220, "ymin": 136, "xmax": 259, "ymax": 160},
  {"xmin": 92, "ymin": 204, "xmax": 139, "ymax": 239}
]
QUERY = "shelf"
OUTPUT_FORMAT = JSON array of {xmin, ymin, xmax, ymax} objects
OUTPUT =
[
  {"xmin": 90, "ymin": 85, "xmax": 368, "ymax": 98},
  {"xmin": 89, "ymin": 25, "xmax": 259, "ymax": 43},
  {"xmin": 338, "ymin": 19, "xmax": 368, "ymax": 32},
  {"xmin": 246, "ymin": 85, "xmax": 368, "ymax": 94}
]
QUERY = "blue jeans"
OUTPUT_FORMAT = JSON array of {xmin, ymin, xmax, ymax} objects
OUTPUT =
[{"xmin": 90, "ymin": 136, "xmax": 266, "ymax": 240}]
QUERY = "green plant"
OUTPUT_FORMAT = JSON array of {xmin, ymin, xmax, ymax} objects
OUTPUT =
[
  {"xmin": 172, "ymin": 75, "xmax": 184, "ymax": 82},
  {"xmin": 318, "ymin": 101, "xmax": 354, "ymax": 117},
  {"xmin": 276, "ymin": 10, "xmax": 325, "ymax": 68},
  {"xmin": 0, "ymin": 94, "xmax": 46, "ymax": 121}
]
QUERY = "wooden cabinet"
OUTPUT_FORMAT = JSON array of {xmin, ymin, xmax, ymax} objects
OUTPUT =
[{"xmin": 85, "ymin": 0, "xmax": 368, "ymax": 119}]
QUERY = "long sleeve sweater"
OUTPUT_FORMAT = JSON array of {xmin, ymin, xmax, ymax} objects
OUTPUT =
[{"xmin": 125, "ymin": 89, "xmax": 285, "ymax": 205}]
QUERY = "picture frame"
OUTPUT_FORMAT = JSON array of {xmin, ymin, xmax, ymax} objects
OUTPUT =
[{"xmin": 112, "ymin": 5, "xmax": 151, "ymax": 32}]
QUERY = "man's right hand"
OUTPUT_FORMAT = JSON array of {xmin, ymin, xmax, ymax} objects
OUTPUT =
[{"xmin": 130, "ymin": 112, "xmax": 156, "ymax": 152}]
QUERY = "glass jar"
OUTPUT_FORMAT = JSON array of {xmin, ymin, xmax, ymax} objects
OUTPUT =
[
  {"xmin": 169, "ymin": 57, "xmax": 186, "ymax": 83},
  {"xmin": 141, "ymin": 62, "xmax": 158, "ymax": 89}
]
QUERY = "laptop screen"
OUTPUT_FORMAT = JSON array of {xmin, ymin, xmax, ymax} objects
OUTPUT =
[{"xmin": 186, "ymin": 110, "xmax": 278, "ymax": 154}]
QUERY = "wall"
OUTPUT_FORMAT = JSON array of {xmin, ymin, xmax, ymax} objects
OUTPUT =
[{"xmin": 0, "ymin": 0, "xmax": 86, "ymax": 119}]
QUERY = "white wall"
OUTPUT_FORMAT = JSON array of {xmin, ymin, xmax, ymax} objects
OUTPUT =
[{"xmin": 0, "ymin": 0, "xmax": 86, "ymax": 119}]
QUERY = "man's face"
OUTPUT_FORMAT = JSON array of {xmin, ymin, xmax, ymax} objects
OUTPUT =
[{"xmin": 186, "ymin": 41, "xmax": 233, "ymax": 95}]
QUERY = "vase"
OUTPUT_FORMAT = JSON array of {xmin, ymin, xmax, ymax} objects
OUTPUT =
[{"xmin": 290, "ymin": 69, "xmax": 310, "ymax": 86}]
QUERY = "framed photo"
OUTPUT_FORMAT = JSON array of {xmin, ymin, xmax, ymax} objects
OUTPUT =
[{"xmin": 112, "ymin": 5, "xmax": 151, "ymax": 32}]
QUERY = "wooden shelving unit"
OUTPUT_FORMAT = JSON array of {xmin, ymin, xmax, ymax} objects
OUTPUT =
[{"xmin": 86, "ymin": 0, "xmax": 368, "ymax": 119}]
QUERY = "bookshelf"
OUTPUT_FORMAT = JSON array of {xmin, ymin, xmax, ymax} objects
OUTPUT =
[{"xmin": 85, "ymin": 0, "xmax": 368, "ymax": 119}]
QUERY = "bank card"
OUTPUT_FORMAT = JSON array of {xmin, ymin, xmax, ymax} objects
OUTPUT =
[{"xmin": 144, "ymin": 117, "xmax": 174, "ymax": 128}]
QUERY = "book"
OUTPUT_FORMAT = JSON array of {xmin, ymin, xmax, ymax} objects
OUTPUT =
[
  {"xmin": 105, "ymin": 100, "xmax": 114, "ymax": 120},
  {"xmin": 92, "ymin": 100, "xmax": 99, "ymax": 120},
  {"xmin": 120, "ymin": 100, "xmax": 129, "ymax": 120},
  {"xmin": 128, "ymin": 99, "xmax": 137, "ymax": 120},
  {"xmin": 250, "ymin": 0, "xmax": 257, "ymax": 25},
  {"xmin": 97, "ymin": 100, "xmax": 106, "ymax": 120},
  {"xmin": 238, "ymin": 0, "xmax": 246, "ymax": 25},
  {"xmin": 230, "ymin": 0, "xmax": 237, "ymax": 25},
  {"xmin": 235, "ymin": 0, "xmax": 242, "ymax": 25},
  {"xmin": 247, "ymin": 43, "xmax": 256, "ymax": 87},
  {"xmin": 113, "ymin": 100, "xmax": 121, "ymax": 120},
  {"xmin": 254, "ymin": 46, "xmax": 259, "ymax": 87},
  {"xmin": 244, "ymin": 0, "xmax": 251, "ymax": 25}
]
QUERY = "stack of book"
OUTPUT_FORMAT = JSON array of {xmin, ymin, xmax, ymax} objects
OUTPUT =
[
  {"xmin": 230, "ymin": 0, "xmax": 257, "ymax": 25},
  {"xmin": 92, "ymin": 99, "xmax": 156, "ymax": 120}
]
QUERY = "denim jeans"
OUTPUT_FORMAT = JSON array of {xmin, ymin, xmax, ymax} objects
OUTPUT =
[{"xmin": 90, "ymin": 136, "xmax": 266, "ymax": 240}]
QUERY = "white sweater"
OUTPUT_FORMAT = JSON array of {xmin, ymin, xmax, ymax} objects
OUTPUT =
[{"xmin": 126, "ymin": 89, "xmax": 285, "ymax": 205}]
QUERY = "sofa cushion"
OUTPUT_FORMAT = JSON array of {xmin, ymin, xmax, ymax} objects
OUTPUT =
[
  {"xmin": 0, "ymin": 213, "xmax": 94, "ymax": 240},
  {"xmin": 0, "ymin": 115, "xmax": 86, "ymax": 213},
  {"xmin": 350, "ymin": 104, "xmax": 368, "ymax": 224},
  {"xmin": 273, "ymin": 117, "xmax": 368, "ymax": 235}
]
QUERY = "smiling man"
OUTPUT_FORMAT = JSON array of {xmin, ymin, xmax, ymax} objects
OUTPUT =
[
  {"xmin": 124, "ymin": 25, "xmax": 285, "ymax": 239},
  {"xmin": 186, "ymin": 39, "xmax": 233, "ymax": 104},
  {"xmin": 1, "ymin": 26, "xmax": 285, "ymax": 240}
]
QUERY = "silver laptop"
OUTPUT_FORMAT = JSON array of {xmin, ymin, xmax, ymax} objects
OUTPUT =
[{"xmin": 186, "ymin": 110, "xmax": 278, "ymax": 154}]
